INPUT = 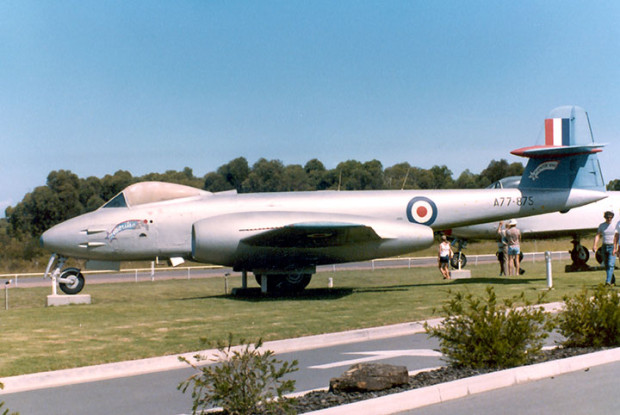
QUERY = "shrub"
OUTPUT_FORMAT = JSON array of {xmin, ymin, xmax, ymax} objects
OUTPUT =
[
  {"xmin": 557, "ymin": 284, "xmax": 620, "ymax": 348},
  {"xmin": 425, "ymin": 287, "xmax": 553, "ymax": 369},
  {"xmin": 178, "ymin": 336, "xmax": 298, "ymax": 415},
  {"xmin": 0, "ymin": 382, "xmax": 19, "ymax": 415}
]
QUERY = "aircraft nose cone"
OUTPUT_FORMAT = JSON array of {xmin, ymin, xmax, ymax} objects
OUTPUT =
[{"xmin": 40, "ymin": 225, "xmax": 65, "ymax": 252}]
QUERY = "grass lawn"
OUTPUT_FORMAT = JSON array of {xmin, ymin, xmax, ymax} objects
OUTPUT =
[{"xmin": 0, "ymin": 249, "xmax": 608, "ymax": 377}]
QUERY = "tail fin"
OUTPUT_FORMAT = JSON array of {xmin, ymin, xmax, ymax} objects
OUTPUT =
[{"xmin": 512, "ymin": 106, "xmax": 606, "ymax": 191}]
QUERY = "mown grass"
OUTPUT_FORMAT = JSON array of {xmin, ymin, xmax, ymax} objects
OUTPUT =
[{"xmin": 0, "ymin": 249, "xmax": 607, "ymax": 377}]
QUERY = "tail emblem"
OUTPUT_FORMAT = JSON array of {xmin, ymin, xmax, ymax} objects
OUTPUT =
[{"xmin": 528, "ymin": 160, "xmax": 559, "ymax": 181}]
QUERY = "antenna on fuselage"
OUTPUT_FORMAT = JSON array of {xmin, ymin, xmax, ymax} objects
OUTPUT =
[{"xmin": 401, "ymin": 168, "xmax": 411, "ymax": 190}]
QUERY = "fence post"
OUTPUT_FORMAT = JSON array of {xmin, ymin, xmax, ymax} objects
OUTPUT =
[
  {"xmin": 5, "ymin": 280, "xmax": 10, "ymax": 310},
  {"xmin": 545, "ymin": 251, "xmax": 553, "ymax": 289}
]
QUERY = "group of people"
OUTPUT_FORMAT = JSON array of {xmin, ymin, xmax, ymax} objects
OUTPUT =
[
  {"xmin": 496, "ymin": 219, "xmax": 522, "ymax": 276},
  {"xmin": 438, "ymin": 210, "xmax": 620, "ymax": 286},
  {"xmin": 593, "ymin": 210, "xmax": 619, "ymax": 286},
  {"xmin": 437, "ymin": 220, "xmax": 522, "ymax": 280}
]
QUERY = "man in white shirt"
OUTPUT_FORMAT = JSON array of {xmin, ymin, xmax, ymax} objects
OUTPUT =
[{"xmin": 593, "ymin": 211, "xmax": 617, "ymax": 286}]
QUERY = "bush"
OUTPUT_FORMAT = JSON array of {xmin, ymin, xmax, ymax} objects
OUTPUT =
[
  {"xmin": 425, "ymin": 287, "xmax": 553, "ymax": 369},
  {"xmin": 557, "ymin": 284, "xmax": 620, "ymax": 348},
  {"xmin": 178, "ymin": 336, "xmax": 298, "ymax": 415}
]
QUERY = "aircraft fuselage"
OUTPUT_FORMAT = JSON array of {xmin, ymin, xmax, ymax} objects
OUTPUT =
[{"xmin": 40, "ymin": 186, "xmax": 604, "ymax": 271}]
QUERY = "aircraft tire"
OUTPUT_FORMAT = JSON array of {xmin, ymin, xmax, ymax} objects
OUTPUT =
[
  {"xmin": 58, "ymin": 268, "xmax": 85, "ymax": 295},
  {"xmin": 570, "ymin": 245, "xmax": 590, "ymax": 265},
  {"xmin": 450, "ymin": 252, "xmax": 467, "ymax": 269},
  {"xmin": 254, "ymin": 273, "xmax": 312, "ymax": 293},
  {"xmin": 595, "ymin": 247, "xmax": 604, "ymax": 264}
]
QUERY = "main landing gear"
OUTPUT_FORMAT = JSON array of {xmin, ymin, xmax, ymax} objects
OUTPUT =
[
  {"xmin": 566, "ymin": 237, "xmax": 604, "ymax": 272},
  {"xmin": 253, "ymin": 272, "xmax": 312, "ymax": 294},
  {"xmin": 232, "ymin": 270, "xmax": 314, "ymax": 296},
  {"xmin": 44, "ymin": 253, "xmax": 86, "ymax": 295}
]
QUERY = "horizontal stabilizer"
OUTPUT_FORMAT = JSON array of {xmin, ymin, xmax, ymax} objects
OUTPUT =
[{"xmin": 511, "ymin": 143, "xmax": 604, "ymax": 158}]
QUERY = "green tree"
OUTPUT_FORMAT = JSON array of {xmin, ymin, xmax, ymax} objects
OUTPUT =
[
  {"xmin": 46, "ymin": 170, "xmax": 83, "ymax": 219},
  {"xmin": 79, "ymin": 176, "xmax": 104, "ymax": 212},
  {"xmin": 203, "ymin": 172, "xmax": 232, "ymax": 192},
  {"xmin": 7, "ymin": 186, "xmax": 63, "ymax": 237},
  {"xmin": 409, "ymin": 167, "xmax": 435, "ymax": 189},
  {"xmin": 429, "ymin": 165, "xmax": 454, "ymax": 189},
  {"xmin": 455, "ymin": 169, "xmax": 479, "ymax": 189},
  {"xmin": 335, "ymin": 159, "xmax": 384, "ymax": 190},
  {"xmin": 282, "ymin": 164, "xmax": 311, "ymax": 191},
  {"xmin": 384, "ymin": 162, "xmax": 412, "ymax": 189},
  {"xmin": 361, "ymin": 160, "xmax": 384, "ymax": 189},
  {"xmin": 218, "ymin": 157, "xmax": 250, "ymax": 191},
  {"xmin": 304, "ymin": 159, "xmax": 333, "ymax": 190},
  {"xmin": 243, "ymin": 159, "xmax": 285, "ymax": 192},
  {"xmin": 607, "ymin": 179, "xmax": 620, "ymax": 191},
  {"xmin": 478, "ymin": 159, "xmax": 524, "ymax": 188}
]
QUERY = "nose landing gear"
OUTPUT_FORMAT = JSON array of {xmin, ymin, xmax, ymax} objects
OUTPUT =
[{"xmin": 44, "ymin": 253, "xmax": 86, "ymax": 295}]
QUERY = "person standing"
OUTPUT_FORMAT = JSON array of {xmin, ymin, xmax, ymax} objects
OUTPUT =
[
  {"xmin": 438, "ymin": 235, "xmax": 453, "ymax": 280},
  {"xmin": 496, "ymin": 221, "xmax": 508, "ymax": 276},
  {"xmin": 594, "ymin": 211, "xmax": 617, "ymax": 286},
  {"xmin": 505, "ymin": 219, "xmax": 521, "ymax": 276}
]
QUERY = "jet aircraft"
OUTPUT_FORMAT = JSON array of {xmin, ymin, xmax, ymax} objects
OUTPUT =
[
  {"xmin": 448, "ymin": 176, "xmax": 620, "ymax": 269},
  {"xmin": 40, "ymin": 106, "xmax": 607, "ymax": 294}
]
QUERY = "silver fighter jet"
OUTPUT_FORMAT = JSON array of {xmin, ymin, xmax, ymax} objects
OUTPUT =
[{"xmin": 40, "ymin": 106, "xmax": 607, "ymax": 294}]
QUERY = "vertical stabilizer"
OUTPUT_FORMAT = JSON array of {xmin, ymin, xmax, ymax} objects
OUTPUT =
[{"xmin": 511, "ymin": 106, "xmax": 605, "ymax": 191}]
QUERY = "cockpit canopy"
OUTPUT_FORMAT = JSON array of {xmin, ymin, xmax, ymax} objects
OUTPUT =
[
  {"xmin": 102, "ymin": 182, "xmax": 210, "ymax": 208},
  {"xmin": 486, "ymin": 176, "xmax": 521, "ymax": 189}
]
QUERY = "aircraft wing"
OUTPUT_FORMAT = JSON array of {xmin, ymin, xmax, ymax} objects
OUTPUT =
[{"xmin": 241, "ymin": 222, "xmax": 381, "ymax": 248}]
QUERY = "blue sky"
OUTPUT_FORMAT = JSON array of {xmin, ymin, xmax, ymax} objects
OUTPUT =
[{"xmin": 2, "ymin": 1, "xmax": 620, "ymax": 216}]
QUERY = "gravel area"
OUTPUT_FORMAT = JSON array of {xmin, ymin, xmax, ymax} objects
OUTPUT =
[
  {"xmin": 201, "ymin": 347, "xmax": 603, "ymax": 414},
  {"xmin": 290, "ymin": 347, "xmax": 603, "ymax": 413}
]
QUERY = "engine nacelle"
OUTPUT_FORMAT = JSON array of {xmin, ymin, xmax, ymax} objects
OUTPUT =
[{"xmin": 191, "ymin": 211, "xmax": 435, "ymax": 269}]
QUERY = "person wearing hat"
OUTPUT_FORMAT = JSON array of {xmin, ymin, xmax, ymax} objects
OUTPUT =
[
  {"xmin": 496, "ymin": 221, "xmax": 509, "ymax": 276},
  {"xmin": 593, "ymin": 211, "xmax": 617, "ymax": 286},
  {"xmin": 505, "ymin": 219, "xmax": 521, "ymax": 276},
  {"xmin": 437, "ymin": 235, "xmax": 453, "ymax": 280}
]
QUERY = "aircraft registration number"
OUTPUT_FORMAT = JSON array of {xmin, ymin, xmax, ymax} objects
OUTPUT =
[{"xmin": 493, "ymin": 196, "xmax": 534, "ymax": 207}]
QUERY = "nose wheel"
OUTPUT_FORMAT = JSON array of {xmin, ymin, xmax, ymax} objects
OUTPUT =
[
  {"xmin": 43, "ymin": 254, "xmax": 86, "ymax": 295},
  {"xmin": 58, "ymin": 268, "xmax": 85, "ymax": 294}
]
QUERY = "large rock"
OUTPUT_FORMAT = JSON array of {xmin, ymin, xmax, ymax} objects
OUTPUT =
[{"xmin": 329, "ymin": 363, "xmax": 409, "ymax": 392}]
